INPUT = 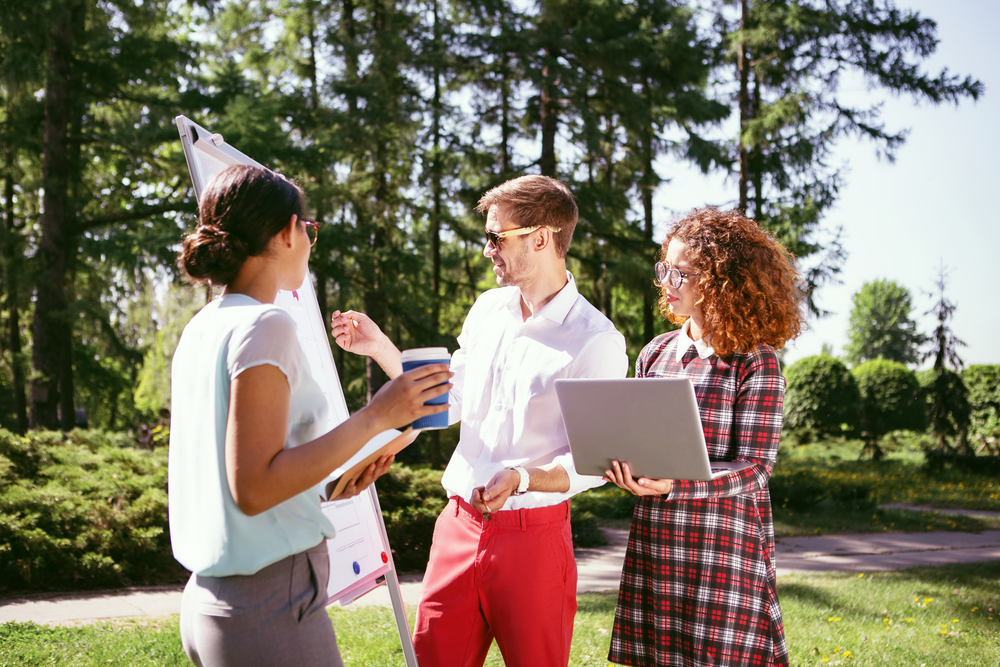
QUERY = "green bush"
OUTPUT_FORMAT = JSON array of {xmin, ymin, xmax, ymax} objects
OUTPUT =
[
  {"xmin": 572, "ymin": 484, "xmax": 639, "ymax": 521},
  {"xmin": 963, "ymin": 364, "xmax": 1000, "ymax": 439},
  {"xmin": 768, "ymin": 470, "xmax": 828, "ymax": 511},
  {"xmin": 923, "ymin": 449, "xmax": 1000, "ymax": 474},
  {"xmin": 375, "ymin": 466, "xmax": 449, "ymax": 573},
  {"xmin": 783, "ymin": 355, "xmax": 862, "ymax": 437},
  {"xmin": 0, "ymin": 428, "xmax": 183, "ymax": 594},
  {"xmin": 768, "ymin": 468, "xmax": 876, "ymax": 513},
  {"xmin": 852, "ymin": 359, "xmax": 924, "ymax": 441},
  {"xmin": 0, "ymin": 431, "xmax": 615, "ymax": 590}
]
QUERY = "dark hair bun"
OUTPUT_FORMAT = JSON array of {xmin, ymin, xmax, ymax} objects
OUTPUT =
[
  {"xmin": 178, "ymin": 165, "xmax": 306, "ymax": 287},
  {"xmin": 181, "ymin": 225, "xmax": 250, "ymax": 286}
]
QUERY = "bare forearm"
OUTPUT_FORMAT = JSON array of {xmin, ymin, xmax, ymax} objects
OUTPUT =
[
  {"xmin": 373, "ymin": 336, "xmax": 404, "ymax": 379},
  {"xmin": 524, "ymin": 462, "xmax": 570, "ymax": 493},
  {"xmin": 231, "ymin": 406, "xmax": 386, "ymax": 515},
  {"xmin": 228, "ymin": 361, "xmax": 450, "ymax": 516},
  {"xmin": 473, "ymin": 461, "xmax": 571, "ymax": 514}
]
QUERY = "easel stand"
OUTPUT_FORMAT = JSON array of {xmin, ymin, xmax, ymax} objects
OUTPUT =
[{"xmin": 368, "ymin": 485, "xmax": 419, "ymax": 667}]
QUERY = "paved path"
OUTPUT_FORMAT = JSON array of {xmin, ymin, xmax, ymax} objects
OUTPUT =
[{"xmin": 4, "ymin": 508, "xmax": 1000, "ymax": 627}]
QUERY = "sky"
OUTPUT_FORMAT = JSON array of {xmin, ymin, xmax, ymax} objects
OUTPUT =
[{"xmin": 650, "ymin": 0, "xmax": 999, "ymax": 368}]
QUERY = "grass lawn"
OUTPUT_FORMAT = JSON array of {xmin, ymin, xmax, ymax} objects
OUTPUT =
[{"xmin": 3, "ymin": 561, "xmax": 999, "ymax": 666}]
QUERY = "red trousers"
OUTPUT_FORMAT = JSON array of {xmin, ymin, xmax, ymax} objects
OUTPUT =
[{"xmin": 413, "ymin": 496, "xmax": 577, "ymax": 667}]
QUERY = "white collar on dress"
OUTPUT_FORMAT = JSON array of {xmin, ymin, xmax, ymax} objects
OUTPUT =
[{"xmin": 675, "ymin": 318, "xmax": 715, "ymax": 361}]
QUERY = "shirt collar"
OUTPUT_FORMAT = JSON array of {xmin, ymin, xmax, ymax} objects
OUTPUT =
[
  {"xmin": 504, "ymin": 271, "xmax": 579, "ymax": 325},
  {"xmin": 675, "ymin": 318, "xmax": 715, "ymax": 361}
]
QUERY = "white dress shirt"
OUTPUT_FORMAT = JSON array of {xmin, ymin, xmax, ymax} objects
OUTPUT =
[{"xmin": 440, "ymin": 273, "xmax": 629, "ymax": 510}]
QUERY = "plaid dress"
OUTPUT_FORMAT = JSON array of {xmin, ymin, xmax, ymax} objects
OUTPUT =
[{"xmin": 608, "ymin": 331, "xmax": 789, "ymax": 667}]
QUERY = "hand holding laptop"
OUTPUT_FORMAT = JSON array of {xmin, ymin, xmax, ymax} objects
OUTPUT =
[
  {"xmin": 555, "ymin": 378, "xmax": 752, "ymax": 483},
  {"xmin": 603, "ymin": 459, "xmax": 673, "ymax": 497}
]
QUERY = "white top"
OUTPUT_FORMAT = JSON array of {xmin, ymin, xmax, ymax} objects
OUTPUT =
[
  {"xmin": 168, "ymin": 294, "xmax": 334, "ymax": 577},
  {"xmin": 441, "ymin": 273, "xmax": 629, "ymax": 509}
]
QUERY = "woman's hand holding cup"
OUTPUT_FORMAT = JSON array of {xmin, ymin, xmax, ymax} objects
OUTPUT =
[{"xmin": 365, "ymin": 361, "xmax": 452, "ymax": 432}]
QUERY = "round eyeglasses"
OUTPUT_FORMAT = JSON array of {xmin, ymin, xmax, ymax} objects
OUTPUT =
[
  {"xmin": 302, "ymin": 219, "xmax": 321, "ymax": 247},
  {"xmin": 654, "ymin": 261, "xmax": 699, "ymax": 289}
]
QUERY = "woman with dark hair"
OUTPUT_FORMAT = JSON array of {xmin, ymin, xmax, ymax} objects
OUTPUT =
[
  {"xmin": 169, "ymin": 164, "xmax": 451, "ymax": 667},
  {"xmin": 605, "ymin": 208, "xmax": 804, "ymax": 667}
]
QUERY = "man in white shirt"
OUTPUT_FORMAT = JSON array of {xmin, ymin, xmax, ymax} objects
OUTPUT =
[{"xmin": 331, "ymin": 175, "xmax": 628, "ymax": 667}]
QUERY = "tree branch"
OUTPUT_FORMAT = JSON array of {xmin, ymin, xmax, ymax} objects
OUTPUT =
[{"xmin": 74, "ymin": 201, "xmax": 196, "ymax": 233}]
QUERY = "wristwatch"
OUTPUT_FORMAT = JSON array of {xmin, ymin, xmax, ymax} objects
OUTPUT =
[{"xmin": 508, "ymin": 466, "xmax": 530, "ymax": 495}]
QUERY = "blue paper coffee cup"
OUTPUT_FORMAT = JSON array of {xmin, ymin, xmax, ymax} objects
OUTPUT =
[{"xmin": 400, "ymin": 347, "xmax": 451, "ymax": 430}]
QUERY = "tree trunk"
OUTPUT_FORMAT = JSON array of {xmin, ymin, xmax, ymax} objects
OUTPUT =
[
  {"xmin": 364, "ymin": 0, "xmax": 392, "ymax": 402},
  {"xmin": 341, "ymin": 0, "xmax": 358, "ymax": 114},
  {"xmin": 60, "ymin": 14, "xmax": 86, "ymax": 433},
  {"xmin": 305, "ymin": 1, "xmax": 329, "ymax": 328},
  {"xmin": 426, "ymin": 0, "xmax": 446, "ymax": 467},
  {"xmin": 500, "ymin": 50, "xmax": 511, "ymax": 174},
  {"xmin": 737, "ymin": 0, "xmax": 751, "ymax": 213},
  {"xmin": 463, "ymin": 253, "xmax": 479, "ymax": 302},
  {"xmin": 363, "ymin": 280, "xmax": 387, "ymax": 403},
  {"xmin": 32, "ymin": 2, "xmax": 77, "ymax": 430},
  {"xmin": 430, "ymin": 0, "xmax": 443, "ymax": 341},
  {"xmin": 538, "ymin": 8, "xmax": 559, "ymax": 179},
  {"xmin": 539, "ymin": 56, "xmax": 558, "ymax": 178},
  {"xmin": 2, "ymin": 138, "xmax": 28, "ymax": 433},
  {"xmin": 640, "ymin": 80, "xmax": 657, "ymax": 343},
  {"xmin": 751, "ymin": 68, "xmax": 764, "ymax": 220}
]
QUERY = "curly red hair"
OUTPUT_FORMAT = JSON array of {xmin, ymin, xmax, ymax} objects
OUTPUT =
[{"xmin": 659, "ymin": 208, "xmax": 805, "ymax": 358}]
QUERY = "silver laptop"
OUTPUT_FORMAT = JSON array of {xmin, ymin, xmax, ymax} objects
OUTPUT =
[{"xmin": 554, "ymin": 378, "xmax": 750, "ymax": 481}]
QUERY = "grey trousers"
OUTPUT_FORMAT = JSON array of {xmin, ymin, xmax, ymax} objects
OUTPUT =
[{"xmin": 180, "ymin": 541, "xmax": 344, "ymax": 667}]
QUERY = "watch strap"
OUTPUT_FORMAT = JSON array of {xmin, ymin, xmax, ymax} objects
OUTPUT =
[{"xmin": 508, "ymin": 466, "xmax": 529, "ymax": 495}]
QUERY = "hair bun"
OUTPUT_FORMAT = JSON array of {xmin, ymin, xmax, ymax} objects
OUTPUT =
[
  {"xmin": 180, "ymin": 225, "xmax": 249, "ymax": 286},
  {"xmin": 177, "ymin": 164, "xmax": 306, "ymax": 287}
]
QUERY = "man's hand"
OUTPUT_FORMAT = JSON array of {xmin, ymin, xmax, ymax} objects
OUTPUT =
[
  {"xmin": 331, "ymin": 310, "xmax": 403, "ymax": 378},
  {"xmin": 470, "ymin": 468, "xmax": 521, "ymax": 515},
  {"xmin": 331, "ymin": 310, "xmax": 387, "ymax": 358},
  {"xmin": 603, "ymin": 460, "xmax": 672, "ymax": 497}
]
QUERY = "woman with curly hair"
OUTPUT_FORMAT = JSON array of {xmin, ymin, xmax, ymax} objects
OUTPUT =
[{"xmin": 604, "ymin": 207, "xmax": 804, "ymax": 667}]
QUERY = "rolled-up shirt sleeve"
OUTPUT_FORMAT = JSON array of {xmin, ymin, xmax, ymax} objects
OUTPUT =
[{"xmin": 553, "ymin": 330, "xmax": 629, "ymax": 495}]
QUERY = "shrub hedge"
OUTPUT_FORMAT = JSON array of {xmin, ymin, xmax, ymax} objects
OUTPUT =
[
  {"xmin": 375, "ymin": 466, "xmax": 449, "ymax": 573},
  {"xmin": 0, "ymin": 429, "xmax": 183, "ymax": 594},
  {"xmin": 1, "ymin": 430, "xmax": 609, "ymax": 591},
  {"xmin": 852, "ymin": 359, "xmax": 925, "ymax": 436},
  {"xmin": 782, "ymin": 355, "xmax": 861, "ymax": 438},
  {"xmin": 963, "ymin": 364, "xmax": 1000, "ymax": 439}
]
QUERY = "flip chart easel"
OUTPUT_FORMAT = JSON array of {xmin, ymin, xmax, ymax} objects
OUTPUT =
[{"xmin": 175, "ymin": 115, "xmax": 418, "ymax": 667}]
